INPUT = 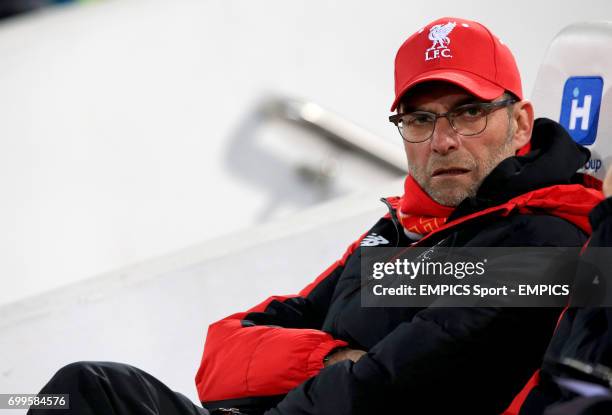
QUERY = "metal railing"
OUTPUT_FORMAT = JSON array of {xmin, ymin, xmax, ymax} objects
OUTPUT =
[{"xmin": 261, "ymin": 97, "xmax": 407, "ymax": 174}]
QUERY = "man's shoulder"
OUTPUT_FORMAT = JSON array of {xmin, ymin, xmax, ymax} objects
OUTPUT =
[{"xmin": 475, "ymin": 213, "xmax": 588, "ymax": 247}]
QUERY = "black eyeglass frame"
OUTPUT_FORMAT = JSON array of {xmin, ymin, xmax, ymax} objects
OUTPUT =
[{"xmin": 388, "ymin": 98, "xmax": 517, "ymax": 143}]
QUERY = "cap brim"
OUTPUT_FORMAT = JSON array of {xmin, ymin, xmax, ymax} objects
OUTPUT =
[{"xmin": 390, "ymin": 69, "xmax": 506, "ymax": 111}]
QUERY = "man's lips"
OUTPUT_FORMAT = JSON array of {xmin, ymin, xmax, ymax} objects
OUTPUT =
[{"xmin": 432, "ymin": 167, "xmax": 471, "ymax": 177}]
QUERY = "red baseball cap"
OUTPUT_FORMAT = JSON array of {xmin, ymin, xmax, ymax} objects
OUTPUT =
[{"xmin": 391, "ymin": 17, "xmax": 523, "ymax": 111}]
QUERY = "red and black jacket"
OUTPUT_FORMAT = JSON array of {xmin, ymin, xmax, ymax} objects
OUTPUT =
[{"xmin": 195, "ymin": 119, "xmax": 603, "ymax": 415}]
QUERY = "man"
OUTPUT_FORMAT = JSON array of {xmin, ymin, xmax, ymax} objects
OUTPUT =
[
  {"xmin": 29, "ymin": 17, "xmax": 603, "ymax": 415},
  {"xmin": 195, "ymin": 17, "xmax": 602, "ymax": 415}
]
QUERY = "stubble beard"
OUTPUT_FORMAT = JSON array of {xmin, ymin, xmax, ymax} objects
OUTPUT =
[{"xmin": 410, "ymin": 127, "xmax": 515, "ymax": 207}]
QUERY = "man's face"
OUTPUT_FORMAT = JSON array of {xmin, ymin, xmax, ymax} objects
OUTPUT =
[{"xmin": 401, "ymin": 83, "xmax": 516, "ymax": 207}]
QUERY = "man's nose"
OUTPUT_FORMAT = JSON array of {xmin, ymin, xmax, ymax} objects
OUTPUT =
[{"xmin": 430, "ymin": 116, "xmax": 460, "ymax": 155}]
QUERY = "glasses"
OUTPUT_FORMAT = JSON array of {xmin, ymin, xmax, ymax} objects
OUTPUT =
[{"xmin": 388, "ymin": 99, "xmax": 516, "ymax": 143}]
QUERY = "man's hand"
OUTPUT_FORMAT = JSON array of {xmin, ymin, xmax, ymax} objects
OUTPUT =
[
  {"xmin": 604, "ymin": 168, "xmax": 612, "ymax": 198},
  {"xmin": 323, "ymin": 347, "xmax": 366, "ymax": 367}
]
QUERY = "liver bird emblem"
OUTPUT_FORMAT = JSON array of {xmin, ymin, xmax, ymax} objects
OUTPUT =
[{"xmin": 427, "ymin": 22, "xmax": 456, "ymax": 50}]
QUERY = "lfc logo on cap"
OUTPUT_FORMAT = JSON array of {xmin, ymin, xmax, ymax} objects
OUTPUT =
[{"xmin": 425, "ymin": 22, "xmax": 456, "ymax": 61}]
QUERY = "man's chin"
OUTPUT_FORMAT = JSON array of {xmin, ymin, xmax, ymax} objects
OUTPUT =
[
  {"xmin": 426, "ymin": 181, "xmax": 474, "ymax": 207},
  {"xmin": 431, "ymin": 194, "xmax": 465, "ymax": 207}
]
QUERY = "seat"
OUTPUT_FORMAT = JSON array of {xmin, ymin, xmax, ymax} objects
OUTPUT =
[{"xmin": 531, "ymin": 21, "xmax": 612, "ymax": 180}]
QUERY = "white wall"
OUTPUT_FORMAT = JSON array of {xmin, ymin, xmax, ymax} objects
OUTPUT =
[{"xmin": 1, "ymin": 0, "xmax": 611, "ymax": 306}]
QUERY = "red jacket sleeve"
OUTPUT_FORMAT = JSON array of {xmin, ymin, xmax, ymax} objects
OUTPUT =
[{"xmin": 195, "ymin": 233, "xmax": 366, "ymax": 404}]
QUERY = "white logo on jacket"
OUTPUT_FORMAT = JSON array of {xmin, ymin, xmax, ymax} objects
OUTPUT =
[
  {"xmin": 360, "ymin": 233, "xmax": 390, "ymax": 247},
  {"xmin": 425, "ymin": 22, "xmax": 456, "ymax": 61}
]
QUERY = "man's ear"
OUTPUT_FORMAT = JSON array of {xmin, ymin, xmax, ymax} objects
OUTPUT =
[{"xmin": 511, "ymin": 100, "xmax": 534, "ymax": 152}]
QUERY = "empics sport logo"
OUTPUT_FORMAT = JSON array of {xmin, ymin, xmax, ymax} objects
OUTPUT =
[{"xmin": 559, "ymin": 76, "xmax": 603, "ymax": 146}]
